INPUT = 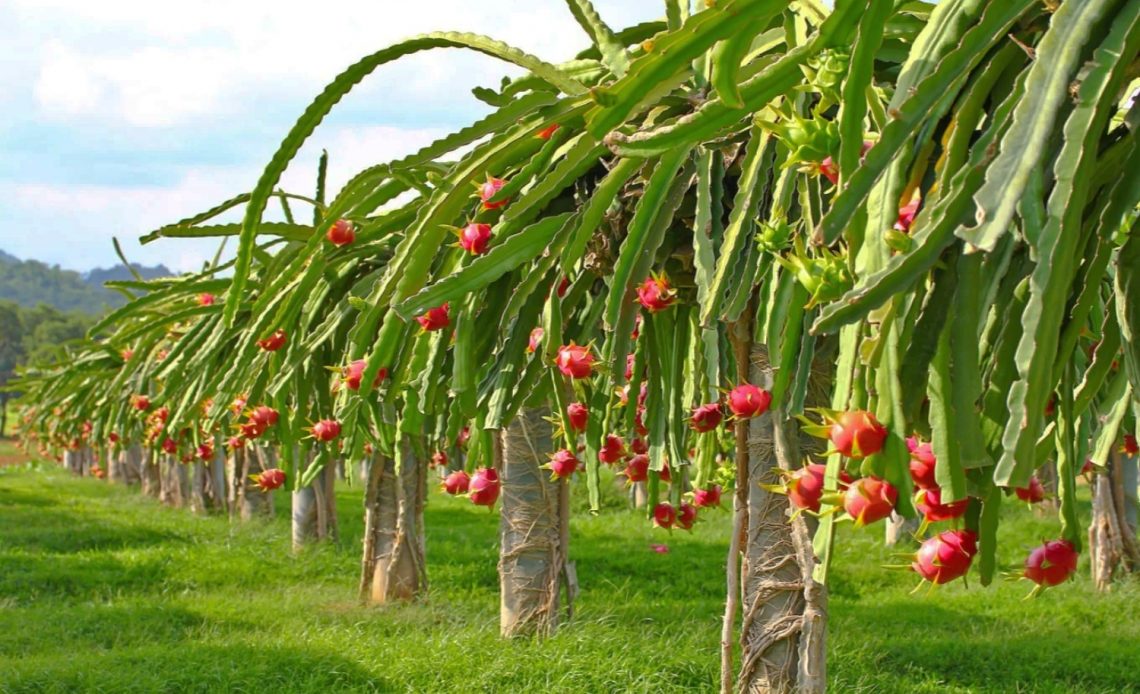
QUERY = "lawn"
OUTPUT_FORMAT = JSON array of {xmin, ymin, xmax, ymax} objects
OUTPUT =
[{"xmin": 1, "ymin": 458, "xmax": 1137, "ymax": 693}]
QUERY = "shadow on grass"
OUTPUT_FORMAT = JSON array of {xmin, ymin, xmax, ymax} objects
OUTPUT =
[
  {"xmin": 0, "ymin": 485, "xmax": 61, "ymax": 508},
  {"xmin": 0, "ymin": 504, "xmax": 184, "ymax": 555},
  {"xmin": 830, "ymin": 598, "xmax": 1140, "ymax": 692},
  {"xmin": 0, "ymin": 551, "xmax": 172, "ymax": 603},
  {"xmin": 0, "ymin": 604, "xmax": 207, "ymax": 656},
  {"xmin": 2, "ymin": 642, "xmax": 391, "ymax": 693}
]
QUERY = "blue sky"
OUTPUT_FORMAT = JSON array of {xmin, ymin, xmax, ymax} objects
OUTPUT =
[{"xmin": 0, "ymin": 0, "xmax": 662, "ymax": 273}]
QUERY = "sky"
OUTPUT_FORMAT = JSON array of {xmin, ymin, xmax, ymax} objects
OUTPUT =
[{"xmin": 0, "ymin": 0, "xmax": 663, "ymax": 273}]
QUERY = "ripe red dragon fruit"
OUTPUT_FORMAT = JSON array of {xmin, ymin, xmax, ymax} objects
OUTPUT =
[
  {"xmin": 527, "ymin": 327, "xmax": 544, "ymax": 354},
  {"xmin": 468, "ymin": 467, "xmax": 500, "ymax": 507},
  {"xmin": 830, "ymin": 410, "xmax": 888, "ymax": 459},
  {"xmin": 326, "ymin": 218, "xmax": 355, "ymax": 246},
  {"xmin": 676, "ymin": 502, "xmax": 698, "ymax": 531},
  {"xmin": 556, "ymin": 276, "xmax": 571, "ymax": 298},
  {"xmin": 1024, "ymin": 539, "xmax": 1079, "ymax": 587},
  {"xmin": 431, "ymin": 451, "xmax": 448, "ymax": 468},
  {"xmin": 692, "ymin": 484, "xmax": 722, "ymax": 508},
  {"xmin": 893, "ymin": 196, "xmax": 921, "ymax": 233},
  {"xmin": 197, "ymin": 443, "xmax": 215, "ymax": 461},
  {"xmin": 258, "ymin": 329, "xmax": 287, "ymax": 352},
  {"xmin": 622, "ymin": 453, "xmax": 649, "ymax": 483},
  {"xmin": 535, "ymin": 123, "xmax": 560, "ymax": 140},
  {"xmin": 479, "ymin": 176, "xmax": 509, "ymax": 210},
  {"xmin": 787, "ymin": 463, "xmax": 852, "ymax": 513},
  {"xmin": 240, "ymin": 422, "xmax": 264, "ymax": 439},
  {"xmin": 915, "ymin": 488, "xmax": 969, "ymax": 522},
  {"xmin": 630, "ymin": 437, "xmax": 648, "ymax": 455},
  {"xmin": 198, "ymin": 293, "xmax": 216, "ymax": 306},
  {"xmin": 442, "ymin": 470, "xmax": 470, "ymax": 495},
  {"xmin": 108, "ymin": 432, "xmax": 120, "ymax": 444},
  {"xmin": 907, "ymin": 436, "xmax": 938, "ymax": 490},
  {"xmin": 342, "ymin": 359, "xmax": 388, "ymax": 391},
  {"xmin": 727, "ymin": 384, "xmax": 771, "ymax": 418},
  {"xmin": 783, "ymin": 466, "xmax": 821, "ymax": 512},
  {"xmin": 555, "ymin": 342, "xmax": 595, "ymax": 379},
  {"xmin": 456, "ymin": 426, "xmax": 471, "ymax": 447},
  {"xmin": 844, "ymin": 476, "xmax": 898, "ymax": 526},
  {"xmin": 690, "ymin": 402, "xmax": 723, "ymax": 432},
  {"xmin": 635, "ymin": 408, "xmax": 649, "ymax": 437},
  {"xmin": 1122, "ymin": 434, "xmax": 1139, "ymax": 456},
  {"xmin": 458, "ymin": 222, "xmax": 493, "ymax": 255},
  {"xmin": 227, "ymin": 436, "xmax": 245, "ymax": 450},
  {"xmin": 658, "ymin": 461, "xmax": 672, "ymax": 484},
  {"xmin": 416, "ymin": 304, "xmax": 450, "ymax": 332},
  {"xmin": 132, "ymin": 395, "xmax": 151, "ymax": 411},
  {"xmin": 624, "ymin": 352, "xmax": 636, "ymax": 381},
  {"xmin": 252, "ymin": 468, "xmax": 286, "ymax": 492},
  {"xmin": 161, "ymin": 437, "xmax": 177, "ymax": 455},
  {"xmin": 309, "ymin": 419, "xmax": 341, "ymax": 442},
  {"xmin": 566, "ymin": 402, "xmax": 588, "ymax": 433},
  {"xmin": 636, "ymin": 274, "xmax": 676, "ymax": 312},
  {"xmin": 599, "ymin": 434, "xmax": 627, "ymax": 465},
  {"xmin": 249, "ymin": 406, "xmax": 279, "ymax": 428},
  {"xmin": 1015, "ymin": 476, "xmax": 1046, "ymax": 504},
  {"xmin": 653, "ymin": 502, "xmax": 677, "ymax": 529},
  {"xmin": 912, "ymin": 529, "xmax": 978, "ymax": 585},
  {"xmin": 546, "ymin": 449, "xmax": 579, "ymax": 480}
]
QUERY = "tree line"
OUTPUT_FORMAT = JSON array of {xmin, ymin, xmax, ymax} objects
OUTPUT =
[
  {"xmin": 0, "ymin": 250, "xmax": 171, "ymax": 314},
  {"xmin": 0, "ymin": 301, "xmax": 98, "ymax": 436}
]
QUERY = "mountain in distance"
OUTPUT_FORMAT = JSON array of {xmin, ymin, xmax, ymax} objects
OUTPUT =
[
  {"xmin": 0, "ymin": 250, "xmax": 173, "ymax": 315},
  {"xmin": 84, "ymin": 262, "xmax": 174, "ymax": 286}
]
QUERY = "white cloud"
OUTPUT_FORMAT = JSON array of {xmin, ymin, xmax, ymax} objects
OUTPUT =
[
  {"xmin": 22, "ymin": 0, "xmax": 661, "ymax": 126},
  {"xmin": 2, "ymin": 0, "xmax": 663, "ymax": 272},
  {"xmin": 35, "ymin": 40, "xmax": 234, "ymax": 127},
  {"xmin": 293, "ymin": 124, "xmax": 452, "ymax": 194},
  {"xmin": 33, "ymin": 41, "xmax": 104, "ymax": 116},
  {"xmin": 8, "ymin": 171, "xmax": 244, "ymax": 272},
  {"xmin": 3, "ymin": 122, "xmax": 450, "ymax": 272}
]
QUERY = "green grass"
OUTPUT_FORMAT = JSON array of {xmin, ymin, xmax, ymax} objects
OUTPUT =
[{"xmin": 0, "ymin": 462, "xmax": 1137, "ymax": 693}]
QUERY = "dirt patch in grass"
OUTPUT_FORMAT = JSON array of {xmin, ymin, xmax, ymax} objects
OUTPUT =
[{"xmin": 0, "ymin": 438, "xmax": 32, "ymax": 467}]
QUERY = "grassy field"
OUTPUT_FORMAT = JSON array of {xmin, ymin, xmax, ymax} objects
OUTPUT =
[{"xmin": 1, "ymin": 448, "xmax": 1138, "ymax": 693}]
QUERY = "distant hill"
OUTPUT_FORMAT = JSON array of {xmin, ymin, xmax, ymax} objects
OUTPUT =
[
  {"xmin": 84, "ymin": 263, "xmax": 174, "ymax": 286},
  {"xmin": 0, "ymin": 251, "xmax": 173, "ymax": 315}
]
